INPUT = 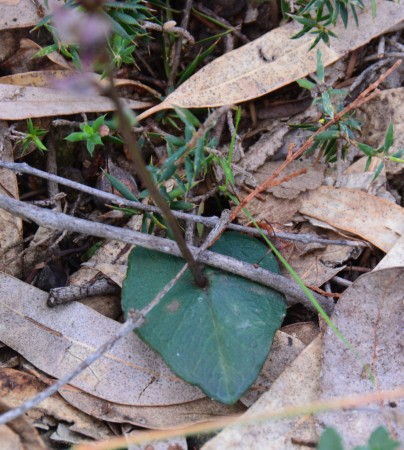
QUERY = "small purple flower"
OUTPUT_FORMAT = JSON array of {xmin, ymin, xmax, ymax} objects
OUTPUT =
[{"xmin": 52, "ymin": 5, "xmax": 111, "ymax": 50}]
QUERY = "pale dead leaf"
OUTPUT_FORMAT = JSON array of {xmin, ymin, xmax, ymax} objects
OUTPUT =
[
  {"xmin": 357, "ymin": 87, "xmax": 404, "ymax": 152},
  {"xmin": 0, "ymin": 84, "xmax": 152, "ymax": 120},
  {"xmin": 299, "ymin": 186, "xmax": 404, "ymax": 252},
  {"xmin": 0, "ymin": 70, "xmax": 162, "ymax": 98},
  {"xmin": 241, "ymin": 331, "xmax": 306, "ymax": 407},
  {"xmin": 375, "ymin": 234, "xmax": 404, "ymax": 270},
  {"xmin": 236, "ymin": 195, "xmax": 301, "ymax": 227},
  {"xmin": 356, "ymin": 87, "xmax": 404, "ymax": 178},
  {"xmin": 0, "ymin": 0, "xmax": 61, "ymax": 30},
  {"xmin": 0, "ymin": 121, "xmax": 22, "ymax": 278},
  {"xmin": 68, "ymin": 215, "xmax": 141, "ymax": 316},
  {"xmin": 124, "ymin": 434, "xmax": 187, "ymax": 450},
  {"xmin": 0, "ymin": 368, "xmax": 112, "ymax": 440},
  {"xmin": 280, "ymin": 322, "xmax": 319, "ymax": 346},
  {"xmin": 0, "ymin": 272, "xmax": 204, "ymax": 406},
  {"xmin": 137, "ymin": 1, "xmax": 404, "ymax": 120},
  {"xmin": 50, "ymin": 423, "xmax": 93, "ymax": 445},
  {"xmin": 256, "ymin": 161, "xmax": 326, "ymax": 199},
  {"xmin": 82, "ymin": 262, "xmax": 126, "ymax": 287},
  {"xmin": 202, "ymin": 336, "xmax": 322, "ymax": 450},
  {"xmin": 282, "ymin": 225, "xmax": 361, "ymax": 287},
  {"xmin": 59, "ymin": 387, "xmax": 245, "ymax": 429},
  {"xmin": 338, "ymin": 156, "xmax": 396, "ymax": 203},
  {"xmin": 319, "ymin": 267, "xmax": 404, "ymax": 447},
  {"xmin": 0, "ymin": 398, "xmax": 46, "ymax": 450},
  {"xmin": 0, "ymin": 426, "xmax": 22, "ymax": 450}
]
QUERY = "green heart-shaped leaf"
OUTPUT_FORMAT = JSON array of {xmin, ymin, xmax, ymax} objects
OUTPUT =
[{"xmin": 122, "ymin": 232, "xmax": 286, "ymax": 404}]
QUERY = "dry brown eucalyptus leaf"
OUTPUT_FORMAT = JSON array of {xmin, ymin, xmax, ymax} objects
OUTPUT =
[
  {"xmin": 0, "ymin": 84, "xmax": 152, "ymax": 120},
  {"xmin": 59, "ymin": 387, "xmax": 245, "ymax": 429},
  {"xmin": 319, "ymin": 267, "xmax": 404, "ymax": 447},
  {"xmin": 375, "ymin": 234, "xmax": 404, "ymax": 270},
  {"xmin": 299, "ymin": 186, "xmax": 404, "ymax": 252},
  {"xmin": 137, "ymin": 1, "xmax": 404, "ymax": 120},
  {"xmin": 0, "ymin": 70, "xmax": 161, "ymax": 98},
  {"xmin": 280, "ymin": 322, "xmax": 320, "ymax": 346},
  {"xmin": 0, "ymin": 368, "xmax": 112, "ymax": 441},
  {"xmin": 0, "ymin": 121, "xmax": 23, "ymax": 278},
  {"xmin": 0, "ymin": 398, "xmax": 46, "ymax": 450},
  {"xmin": 0, "ymin": 272, "xmax": 204, "ymax": 406}
]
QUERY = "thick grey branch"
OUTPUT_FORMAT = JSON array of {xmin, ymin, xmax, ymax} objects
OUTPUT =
[
  {"xmin": 0, "ymin": 195, "xmax": 333, "ymax": 314},
  {"xmin": 0, "ymin": 161, "xmax": 367, "ymax": 248}
]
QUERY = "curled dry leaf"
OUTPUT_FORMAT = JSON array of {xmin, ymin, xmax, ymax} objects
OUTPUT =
[
  {"xmin": 0, "ymin": 121, "xmax": 22, "ymax": 278},
  {"xmin": 375, "ymin": 234, "xmax": 404, "ymax": 270},
  {"xmin": 0, "ymin": 272, "xmax": 204, "ymax": 406},
  {"xmin": 0, "ymin": 368, "xmax": 112, "ymax": 441},
  {"xmin": 282, "ymin": 226, "xmax": 361, "ymax": 287},
  {"xmin": 319, "ymin": 267, "xmax": 404, "ymax": 447},
  {"xmin": 59, "ymin": 387, "xmax": 245, "ymax": 429},
  {"xmin": 0, "ymin": 70, "xmax": 162, "ymax": 98},
  {"xmin": 299, "ymin": 186, "xmax": 404, "ymax": 252},
  {"xmin": 137, "ymin": 1, "xmax": 404, "ymax": 120},
  {"xmin": 0, "ymin": 84, "xmax": 152, "ymax": 120},
  {"xmin": 0, "ymin": 398, "xmax": 46, "ymax": 450}
]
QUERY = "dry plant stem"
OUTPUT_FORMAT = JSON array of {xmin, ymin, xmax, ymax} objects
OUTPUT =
[
  {"xmin": 48, "ymin": 278, "xmax": 119, "ymax": 306},
  {"xmin": 105, "ymin": 76, "xmax": 207, "ymax": 288},
  {"xmin": 75, "ymin": 387, "xmax": 404, "ymax": 450},
  {"xmin": 195, "ymin": 3, "xmax": 250, "ymax": 44},
  {"xmin": 230, "ymin": 59, "xmax": 403, "ymax": 221},
  {"xmin": 143, "ymin": 21, "xmax": 195, "ymax": 44},
  {"xmin": 168, "ymin": 0, "xmax": 193, "ymax": 89},
  {"xmin": 0, "ymin": 161, "xmax": 366, "ymax": 248},
  {"xmin": 45, "ymin": 132, "xmax": 61, "ymax": 209},
  {"xmin": 0, "ymin": 195, "xmax": 333, "ymax": 313}
]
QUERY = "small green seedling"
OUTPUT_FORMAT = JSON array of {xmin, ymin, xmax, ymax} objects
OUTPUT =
[
  {"xmin": 357, "ymin": 121, "xmax": 404, "ymax": 180},
  {"xmin": 18, "ymin": 119, "xmax": 48, "ymax": 155},
  {"xmin": 65, "ymin": 115, "xmax": 107, "ymax": 156},
  {"xmin": 285, "ymin": 0, "xmax": 370, "ymax": 49},
  {"xmin": 318, "ymin": 426, "xmax": 400, "ymax": 450}
]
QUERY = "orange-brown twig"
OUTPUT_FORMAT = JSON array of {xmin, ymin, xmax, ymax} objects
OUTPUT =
[{"xmin": 230, "ymin": 59, "xmax": 402, "ymax": 221}]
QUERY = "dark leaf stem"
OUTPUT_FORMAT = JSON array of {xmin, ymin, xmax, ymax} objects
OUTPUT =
[{"xmin": 105, "ymin": 75, "xmax": 207, "ymax": 287}]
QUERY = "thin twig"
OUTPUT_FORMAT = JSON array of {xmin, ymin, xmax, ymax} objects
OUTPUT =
[
  {"xmin": 167, "ymin": 0, "xmax": 193, "ymax": 89},
  {"xmin": 0, "ymin": 161, "xmax": 367, "ymax": 248},
  {"xmin": 0, "ymin": 194, "xmax": 334, "ymax": 313},
  {"xmin": 48, "ymin": 278, "xmax": 119, "ymax": 306},
  {"xmin": 194, "ymin": 4, "xmax": 250, "ymax": 44}
]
